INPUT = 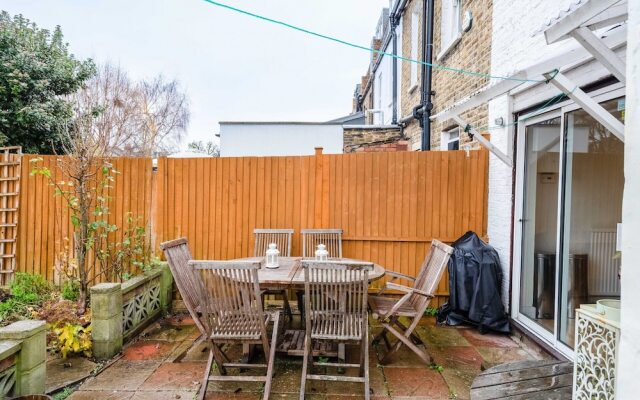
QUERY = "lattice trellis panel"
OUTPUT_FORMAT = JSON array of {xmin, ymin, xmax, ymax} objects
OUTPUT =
[
  {"xmin": 122, "ymin": 279, "xmax": 161, "ymax": 338},
  {"xmin": 573, "ymin": 308, "xmax": 620, "ymax": 399},
  {"xmin": 0, "ymin": 146, "xmax": 21, "ymax": 286}
]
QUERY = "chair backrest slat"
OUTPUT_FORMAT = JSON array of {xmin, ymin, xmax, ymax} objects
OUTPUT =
[
  {"xmin": 409, "ymin": 240, "xmax": 454, "ymax": 313},
  {"xmin": 160, "ymin": 238, "xmax": 208, "ymax": 334},
  {"xmin": 190, "ymin": 260, "xmax": 266, "ymax": 339},
  {"xmin": 253, "ymin": 228, "xmax": 294, "ymax": 257},
  {"xmin": 301, "ymin": 229, "xmax": 343, "ymax": 258},
  {"xmin": 302, "ymin": 260, "xmax": 371, "ymax": 339}
]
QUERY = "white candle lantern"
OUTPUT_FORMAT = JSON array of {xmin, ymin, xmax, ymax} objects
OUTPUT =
[
  {"xmin": 315, "ymin": 244, "xmax": 329, "ymax": 261},
  {"xmin": 265, "ymin": 243, "xmax": 280, "ymax": 269}
]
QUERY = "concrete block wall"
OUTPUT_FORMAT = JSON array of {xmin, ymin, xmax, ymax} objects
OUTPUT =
[
  {"xmin": 91, "ymin": 263, "xmax": 173, "ymax": 360},
  {"xmin": 0, "ymin": 320, "xmax": 47, "ymax": 396}
]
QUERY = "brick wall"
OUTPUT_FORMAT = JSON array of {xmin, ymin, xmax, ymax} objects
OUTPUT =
[
  {"xmin": 398, "ymin": 0, "xmax": 492, "ymax": 150},
  {"xmin": 351, "ymin": 141, "xmax": 409, "ymax": 153},
  {"xmin": 343, "ymin": 126, "xmax": 405, "ymax": 153}
]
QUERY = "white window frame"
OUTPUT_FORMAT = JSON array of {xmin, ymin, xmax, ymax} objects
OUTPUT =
[
  {"xmin": 438, "ymin": 0, "xmax": 462, "ymax": 60},
  {"xmin": 409, "ymin": 5, "xmax": 420, "ymax": 92},
  {"xmin": 440, "ymin": 127, "xmax": 460, "ymax": 150}
]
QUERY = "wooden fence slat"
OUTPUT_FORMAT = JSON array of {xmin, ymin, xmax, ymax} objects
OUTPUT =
[{"xmin": 14, "ymin": 151, "xmax": 489, "ymax": 296}]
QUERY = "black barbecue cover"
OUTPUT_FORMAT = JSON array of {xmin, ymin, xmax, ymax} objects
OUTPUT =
[{"xmin": 441, "ymin": 231, "xmax": 510, "ymax": 333}]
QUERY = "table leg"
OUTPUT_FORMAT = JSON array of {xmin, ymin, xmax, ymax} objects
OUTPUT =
[
  {"xmin": 241, "ymin": 344, "xmax": 252, "ymax": 363},
  {"xmin": 296, "ymin": 290, "xmax": 305, "ymax": 322},
  {"xmin": 338, "ymin": 343, "xmax": 347, "ymax": 374}
]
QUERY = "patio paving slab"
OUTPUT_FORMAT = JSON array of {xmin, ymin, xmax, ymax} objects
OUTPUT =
[
  {"xmin": 81, "ymin": 360, "xmax": 161, "ymax": 391},
  {"xmin": 321, "ymin": 366, "xmax": 386, "ymax": 397},
  {"xmin": 372, "ymin": 343, "xmax": 431, "ymax": 368},
  {"xmin": 46, "ymin": 355, "xmax": 98, "ymax": 393},
  {"xmin": 429, "ymin": 345, "xmax": 484, "ymax": 372},
  {"xmin": 475, "ymin": 346, "xmax": 534, "ymax": 367},
  {"xmin": 205, "ymin": 393, "xmax": 262, "ymax": 399},
  {"xmin": 269, "ymin": 362, "xmax": 326, "ymax": 394},
  {"xmin": 71, "ymin": 313, "xmax": 552, "ymax": 399},
  {"xmin": 267, "ymin": 395, "xmax": 325, "ymax": 400},
  {"xmin": 122, "ymin": 340, "xmax": 179, "ymax": 361},
  {"xmin": 440, "ymin": 368, "xmax": 476, "ymax": 400},
  {"xmin": 417, "ymin": 325, "xmax": 471, "ymax": 347},
  {"xmin": 142, "ymin": 321, "xmax": 199, "ymax": 342},
  {"xmin": 458, "ymin": 328, "xmax": 519, "ymax": 348},
  {"xmin": 139, "ymin": 361, "xmax": 204, "ymax": 391},
  {"xmin": 384, "ymin": 367, "xmax": 450, "ymax": 399},
  {"xmin": 129, "ymin": 389, "xmax": 198, "ymax": 399},
  {"xmin": 68, "ymin": 390, "xmax": 134, "ymax": 399},
  {"xmin": 326, "ymin": 396, "xmax": 390, "ymax": 400}
]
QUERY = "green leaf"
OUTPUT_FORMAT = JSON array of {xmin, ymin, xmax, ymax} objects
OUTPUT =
[{"xmin": 0, "ymin": 13, "xmax": 95, "ymax": 153}]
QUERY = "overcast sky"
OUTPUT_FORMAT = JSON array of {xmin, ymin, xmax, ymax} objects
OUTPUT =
[{"xmin": 0, "ymin": 0, "xmax": 389, "ymax": 148}]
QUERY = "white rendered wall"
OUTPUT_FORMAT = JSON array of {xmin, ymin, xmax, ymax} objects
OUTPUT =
[
  {"xmin": 618, "ymin": 0, "xmax": 639, "ymax": 397},
  {"xmin": 487, "ymin": 0, "xmax": 589, "ymax": 307},
  {"xmin": 219, "ymin": 124, "xmax": 343, "ymax": 157}
]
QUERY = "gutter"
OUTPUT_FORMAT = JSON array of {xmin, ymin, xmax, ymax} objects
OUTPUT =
[{"xmin": 391, "ymin": 13, "xmax": 398, "ymax": 124}]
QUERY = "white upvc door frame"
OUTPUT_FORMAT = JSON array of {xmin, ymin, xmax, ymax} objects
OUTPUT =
[
  {"xmin": 512, "ymin": 110, "xmax": 564, "ymax": 353},
  {"xmin": 511, "ymin": 84, "xmax": 626, "ymax": 360}
]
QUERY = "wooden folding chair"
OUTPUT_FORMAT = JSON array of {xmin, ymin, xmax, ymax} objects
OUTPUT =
[
  {"xmin": 160, "ymin": 238, "xmax": 208, "ymax": 344},
  {"xmin": 300, "ymin": 260, "xmax": 373, "ymax": 400},
  {"xmin": 191, "ymin": 260, "xmax": 281, "ymax": 400},
  {"xmin": 301, "ymin": 228, "xmax": 343, "ymax": 258},
  {"xmin": 254, "ymin": 228, "xmax": 294, "ymax": 319},
  {"xmin": 369, "ymin": 239, "xmax": 453, "ymax": 365},
  {"xmin": 299, "ymin": 229, "xmax": 343, "ymax": 321}
]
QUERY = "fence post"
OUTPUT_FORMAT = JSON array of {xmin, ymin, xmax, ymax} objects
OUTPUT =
[
  {"xmin": 0, "ymin": 320, "xmax": 47, "ymax": 396},
  {"xmin": 91, "ymin": 283, "xmax": 123, "ymax": 360}
]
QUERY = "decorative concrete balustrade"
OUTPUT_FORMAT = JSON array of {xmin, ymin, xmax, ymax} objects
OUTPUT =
[
  {"xmin": 0, "ymin": 320, "xmax": 47, "ymax": 398},
  {"xmin": 91, "ymin": 263, "xmax": 173, "ymax": 360}
]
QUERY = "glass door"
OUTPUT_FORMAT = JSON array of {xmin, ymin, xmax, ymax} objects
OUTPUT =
[
  {"xmin": 514, "ymin": 90, "xmax": 625, "ymax": 356},
  {"xmin": 518, "ymin": 116, "xmax": 562, "ymax": 335},
  {"xmin": 557, "ymin": 98, "xmax": 625, "ymax": 347}
]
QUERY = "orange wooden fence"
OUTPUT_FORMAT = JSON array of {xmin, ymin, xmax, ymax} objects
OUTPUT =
[
  {"xmin": 14, "ymin": 151, "xmax": 488, "ymax": 303},
  {"xmin": 155, "ymin": 151, "xmax": 489, "ymax": 304},
  {"xmin": 17, "ymin": 155, "xmax": 154, "ymax": 283}
]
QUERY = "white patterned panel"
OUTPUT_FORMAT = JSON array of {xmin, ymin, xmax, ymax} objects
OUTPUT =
[
  {"xmin": 122, "ymin": 280, "xmax": 162, "ymax": 337},
  {"xmin": 573, "ymin": 309, "xmax": 619, "ymax": 399}
]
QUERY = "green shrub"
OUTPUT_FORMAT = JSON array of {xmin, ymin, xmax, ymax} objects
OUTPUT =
[
  {"xmin": 0, "ymin": 272, "xmax": 53, "ymax": 324},
  {"xmin": 10, "ymin": 272, "xmax": 52, "ymax": 302},
  {"xmin": 61, "ymin": 280, "xmax": 80, "ymax": 301},
  {"xmin": 0, "ymin": 298, "xmax": 20, "ymax": 321},
  {"xmin": 53, "ymin": 387, "xmax": 75, "ymax": 400}
]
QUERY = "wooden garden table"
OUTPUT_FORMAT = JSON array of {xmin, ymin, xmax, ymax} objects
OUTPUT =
[
  {"xmin": 232, "ymin": 256, "xmax": 386, "ymax": 359},
  {"xmin": 234, "ymin": 256, "xmax": 386, "ymax": 289}
]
